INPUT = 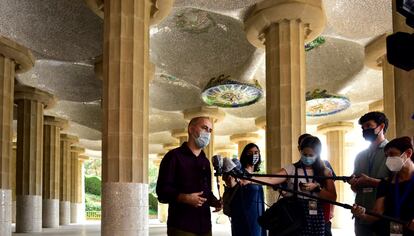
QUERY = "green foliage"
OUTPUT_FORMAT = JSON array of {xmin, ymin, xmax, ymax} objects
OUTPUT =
[
  {"xmin": 85, "ymin": 175, "xmax": 101, "ymax": 196},
  {"xmin": 85, "ymin": 193, "xmax": 101, "ymax": 211},
  {"xmin": 148, "ymin": 162, "xmax": 159, "ymax": 195},
  {"xmin": 84, "ymin": 159, "xmax": 102, "ymax": 177},
  {"xmin": 149, "ymin": 193, "xmax": 158, "ymax": 213}
]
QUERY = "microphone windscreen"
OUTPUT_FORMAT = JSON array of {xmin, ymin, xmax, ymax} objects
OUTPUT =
[
  {"xmin": 222, "ymin": 157, "xmax": 237, "ymax": 173},
  {"xmin": 232, "ymin": 158, "xmax": 242, "ymax": 170},
  {"xmin": 212, "ymin": 155, "xmax": 222, "ymax": 170}
]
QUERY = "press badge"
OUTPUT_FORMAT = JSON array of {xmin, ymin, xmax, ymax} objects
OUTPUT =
[
  {"xmin": 390, "ymin": 222, "xmax": 403, "ymax": 236},
  {"xmin": 363, "ymin": 187, "xmax": 373, "ymax": 193},
  {"xmin": 308, "ymin": 201, "xmax": 318, "ymax": 215}
]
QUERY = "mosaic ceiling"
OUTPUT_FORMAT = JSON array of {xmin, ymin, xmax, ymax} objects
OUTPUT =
[{"xmin": 0, "ymin": 0, "xmax": 393, "ymax": 155}]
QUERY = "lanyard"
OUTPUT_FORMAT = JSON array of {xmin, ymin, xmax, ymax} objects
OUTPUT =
[
  {"xmin": 302, "ymin": 166, "xmax": 312, "ymax": 183},
  {"xmin": 394, "ymin": 175, "xmax": 414, "ymax": 217}
]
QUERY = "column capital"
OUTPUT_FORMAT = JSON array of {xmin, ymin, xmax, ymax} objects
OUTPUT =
[
  {"xmin": 215, "ymin": 145, "xmax": 237, "ymax": 154},
  {"xmin": 369, "ymin": 99, "xmax": 384, "ymax": 112},
  {"xmin": 317, "ymin": 121, "xmax": 354, "ymax": 134},
  {"xmin": 230, "ymin": 133, "xmax": 261, "ymax": 144},
  {"xmin": 364, "ymin": 33, "xmax": 388, "ymax": 70},
  {"xmin": 44, "ymin": 115, "xmax": 69, "ymax": 130},
  {"xmin": 60, "ymin": 133, "xmax": 79, "ymax": 144},
  {"xmin": 14, "ymin": 85, "xmax": 56, "ymax": 109},
  {"xmin": 84, "ymin": 0, "xmax": 174, "ymax": 25},
  {"xmin": 255, "ymin": 116, "xmax": 266, "ymax": 130},
  {"xmin": 171, "ymin": 128, "xmax": 187, "ymax": 138},
  {"xmin": 70, "ymin": 146, "xmax": 85, "ymax": 154},
  {"xmin": 244, "ymin": 0, "xmax": 326, "ymax": 48},
  {"xmin": 183, "ymin": 106, "xmax": 225, "ymax": 123},
  {"xmin": 78, "ymin": 155, "xmax": 89, "ymax": 162},
  {"xmin": 163, "ymin": 143, "xmax": 179, "ymax": 152},
  {"xmin": 0, "ymin": 36, "xmax": 35, "ymax": 73}
]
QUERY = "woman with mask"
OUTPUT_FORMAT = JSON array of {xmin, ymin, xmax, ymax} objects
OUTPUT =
[
  {"xmin": 252, "ymin": 136, "xmax": 337, "ymax": 236},
  {"xmin": 352, "ymin": 136, "xmax": 414, "ymax": 236},
  {"xmin": 223, "ymin": 143, "xmax": 266, "ymax": 236}
]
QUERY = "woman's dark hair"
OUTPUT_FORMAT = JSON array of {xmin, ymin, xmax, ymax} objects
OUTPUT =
[
  {"xmin": 298, "ymin": 133, "xmax": 312, "ymax": 146},
  {"xmin": 299, "ymin": 136, "xmax": 327, "ymax": 187},
  {"xmin": 384, "ymin": 136, "xmax": 414, "ymax": 161},
  {"xmin": 358, "ymin": 111, "xmax": 389, "ymax": 134},
  {"xmin": 240, "ymin": 143, "xmax": 261, "ymax": 172}
]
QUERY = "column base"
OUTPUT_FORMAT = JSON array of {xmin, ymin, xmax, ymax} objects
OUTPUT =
[
  {"xmin": 70, "ymin": 203, "xmax": 82, "ymax": 224},
  {"xmin": 42, "ymin": 199, "xmax": 59, "ymax": 228},
  {"xmin": 59, "ymin": 201, "xmax": 70, "ymax": 225},
  {"xmin": 16, "ymin": 195, "xmax": 42, "ymax": 233},
  {"xmin": 12, "ymin": 200, "xmax": 16, "ymax": 223},
  {"xmin": 0, "ymin": 189, "xmax": 12, "ymax": 236},
  {"xmin": 102, "ymin": 182, "xmax": 148, "ymax": 236}
]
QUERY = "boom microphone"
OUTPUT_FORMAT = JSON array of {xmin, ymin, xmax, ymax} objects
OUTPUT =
[
  {"xmin": 222, "ymin": 157, "xmax": 251, "ymax": 179},
  {"xmin": 212, "ymin": 155, "xmax": 223, "ymax": 176}
]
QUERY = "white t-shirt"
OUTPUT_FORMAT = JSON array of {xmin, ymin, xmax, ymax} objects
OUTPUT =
[{"xmin": 282, "ymin": 164, "xmax": 315, "ymax": 199}]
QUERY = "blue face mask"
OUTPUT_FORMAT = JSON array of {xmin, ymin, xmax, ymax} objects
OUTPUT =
[
  {"xmin": 194, "ymin": 131, "xmax": 210, "ymax": 149},
  {"xmin": 301, "ymin": 155, "xmax": 317, "ymax": 166}
]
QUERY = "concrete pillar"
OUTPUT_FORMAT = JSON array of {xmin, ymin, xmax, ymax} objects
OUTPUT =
[
  {"xmin": 42, "ymin": 116, "xmax": 68, "ymax": 228},
  {"xmin": 171, "ymin": 129, "xmax": 188, "ymax": 145},
  {"xmin": 77, "ymin": 155, "xmax": 89, "ymax": 223},
  {"xmin": 245, "ymin": 0, "xmax": 325, "ymax": 203},
  {"xmin": 59, "ymin": 134, "xmax": 78, "ymax": 225},
  {"xmin": 101, "ymin": 0, "xmax": 174, "ymax": 234},
  {"xmin": 364, "ymin": 34, "xmax": 396, "ymax": 139},
  {"xmin": 317, "ymin": 122, "xmax": 353, "ymax": 229},
  {"xmin": 11, "ymin": 142, "xmax": 16, "ymax": 224},
  {"xmin": 15, "ymin": 85, "xmax": 54, "ymax": 233},
  {"xmin": 70, "ymin": 146, "xmax": 85, "ymax": 224},
  {"xmin": 230, "ymin": 133, "xmax": 261, "ymax": 156},
  {"xmin": 392, "ymin": 1, "xmax": 414, "ymax": 139},
  {"xmin": 215, "ymin": 145, "xmax": 237, "ymax": 159},
  {"xmin": 0, "ymin": 36, "xmax": 34, "ymax": 236}
]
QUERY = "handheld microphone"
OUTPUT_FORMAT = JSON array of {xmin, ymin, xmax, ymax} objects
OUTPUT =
[
  {"xmin": 212, "ymin": 155, "xmax": 223, "ymax": 176},
  {"xmin": 222, "ymin": 157, "xmax": 251, "ymax": 179}
]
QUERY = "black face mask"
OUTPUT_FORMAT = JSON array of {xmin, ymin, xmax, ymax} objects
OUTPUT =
[{"xmin": 362, "ymin": 128, "xmax": 378, "ymax": 142}]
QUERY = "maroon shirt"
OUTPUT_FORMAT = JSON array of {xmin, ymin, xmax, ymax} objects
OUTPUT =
[{"xmin": 156, "ymin": 142, "xmax": 219, "ymax": 234}]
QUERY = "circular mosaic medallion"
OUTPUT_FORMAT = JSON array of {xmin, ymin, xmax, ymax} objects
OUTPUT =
[
  {"xmin": 201, "ymin": 75, "xmax": 263, "ymax": 108},
  {"xmin": 176, "ymin": 9, "xmax": 215, "ymax": 33},
  {"xmin": 306, "ymin": 97, "xmax": 351, "ymax": 117}
]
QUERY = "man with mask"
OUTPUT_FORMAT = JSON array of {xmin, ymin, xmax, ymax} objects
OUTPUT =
[
  {"xmin": 156, "ymin": 117, "xmax": 222, "ymax": 236},
  {"xmin": 349, "ymin": 111, "xmax": 392, "ymax": 236}
]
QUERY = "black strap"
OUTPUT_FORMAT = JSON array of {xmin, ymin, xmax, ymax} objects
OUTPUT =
[{"xmin": 293, "ymin": 165, "xmax": 298, "ymax": 198}]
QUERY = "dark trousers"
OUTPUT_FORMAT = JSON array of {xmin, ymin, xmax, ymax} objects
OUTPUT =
[
  {"xmin": 325, "ymin": 221, "xmax": 332, "ymax": 236},
  {"xmin": 167, "ymin": 227, "xmax": 212, "ymax": 236}
]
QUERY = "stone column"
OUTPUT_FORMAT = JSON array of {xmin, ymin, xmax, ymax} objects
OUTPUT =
[
  {"xmin": 70, "ymin": 146, "xmax": 85, "ymax": 224},
  {"xmin": 364, "ymin": 34, "xmax": 396, "ymax": 139},
  {"xmin": 59, "ymin": 134, "xmax": 78, "ymax": 225},
  {"xmin": 78, "ymin": 155, "xmax": 89, "ymax": 223},
  {"xmin": 101, "ymin": 0, "xmax": 154, "ymax": 235},
  {"xmin": 11, "ymin": 142, "xmax": 16, "ymax": 224},
  {"xmin": 0, "ymin": 36, "xmax": 34, "ymax": 235},
  {"xmin": 317, "ymin": 122, "xmax": 353, "ymax": 228},
  {"xmin": 42, "ymin": 116, "xmax": 68, "ymax": 228},
  {"xmin": 230, "ymin": 133, "xmax": 261, "ymax": 156},
  {"xmin": 245, "ymin": 0, "xmax": 325, "ymax": 203},
  {"xmin": 392, "ymin": 1, "xmax": 414, "ymax": 139},
  {"xmin": 15, "ymin": 85, "xmax": 54, "ymax": 233},
  {"xmin": 171, "ymin": 129, "xmax": 188, "ymax": 145}
]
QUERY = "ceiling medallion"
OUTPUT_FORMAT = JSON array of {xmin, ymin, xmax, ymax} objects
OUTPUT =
[
  {"xmin": 201, "ymin": 75, "xmax": 263, "ymax": 108},
  {"xmin": 176, "ymin": 9, "xmax": 215, "ymax": 33},
  {"xmin": 306, "ymin": 89, "xmax": 351, "ymax": 117},
  {"xmin": 305, "ymin": 36, "xmax": 326, "ymax": 51}
]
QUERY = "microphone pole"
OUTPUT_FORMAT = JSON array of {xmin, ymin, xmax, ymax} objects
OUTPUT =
[
  {"xmin": 229, "ymin": 172, "xmax": 409, "ymax": 226},
  {"xmin": 248, "ymin": 173, "xmax": 353, "ymax": 182}
]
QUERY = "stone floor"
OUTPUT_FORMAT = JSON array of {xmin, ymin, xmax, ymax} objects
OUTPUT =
[{"xmin": 11, "ymin": 221, "xmax": 354, "ymax": 235}]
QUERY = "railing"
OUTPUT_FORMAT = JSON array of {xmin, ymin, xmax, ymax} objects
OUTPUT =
[{"xmin": 86, "ymin": 211, "xmax": 101, "ymax": 220}]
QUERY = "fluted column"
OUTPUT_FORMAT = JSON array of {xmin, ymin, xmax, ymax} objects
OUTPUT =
[
  {"xmin": 59, "ymin": 134, "xmax": 78, "ymax": 225},
  {"xmin": 70, "ymin": 146, "xmax": 85, "ymax": 224},
  {"xmin": 230, "ymin": 133, "xmax": 261, "ymax": 156},
  {"xmin": 0, "ymin": 36, "xmax": 34, "ymax": 236},
  {"xmin": 102, "ymin": 1, "xmax": 153, "ymax": 235},
  {"xmin": 42, "ymin": 116, "xmax": 67, "ymax": 228},
  {"xmin": 15, "ymin": 85, "xmax": 54, "ymax": 233},
  {"xmin": 11, "ymin": 142, "xmax": 16, "ymax": 224},
  {"xmin": 77, "ymin": 155, "xmax": 89, "ymax": 223},
  {"xmin": 392, "ymin": 1, "xmax": 414, "ymax": 139},
  {"xmin": 364, "ymin": 34, "xmax": 396, "ymax": 139},
  {"xmin": 317, "ymin": 122, "xmax": 353, "ymax": 229},
  {"xmin": 245, "ymin": 0, "xmax": 325, "ymax": 204}
]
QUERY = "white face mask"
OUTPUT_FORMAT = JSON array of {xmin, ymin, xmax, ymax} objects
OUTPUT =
[
  {"xmin": 194, "ymin": 130, "xmax": 210, "ymax": 149},
  {"xmin": 386, "ymin": 153, "xmax": 408, "ymax": 172},
  {"xmin": 252, "ymin": 154, "xmax": 260, "ymax": 165}
]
